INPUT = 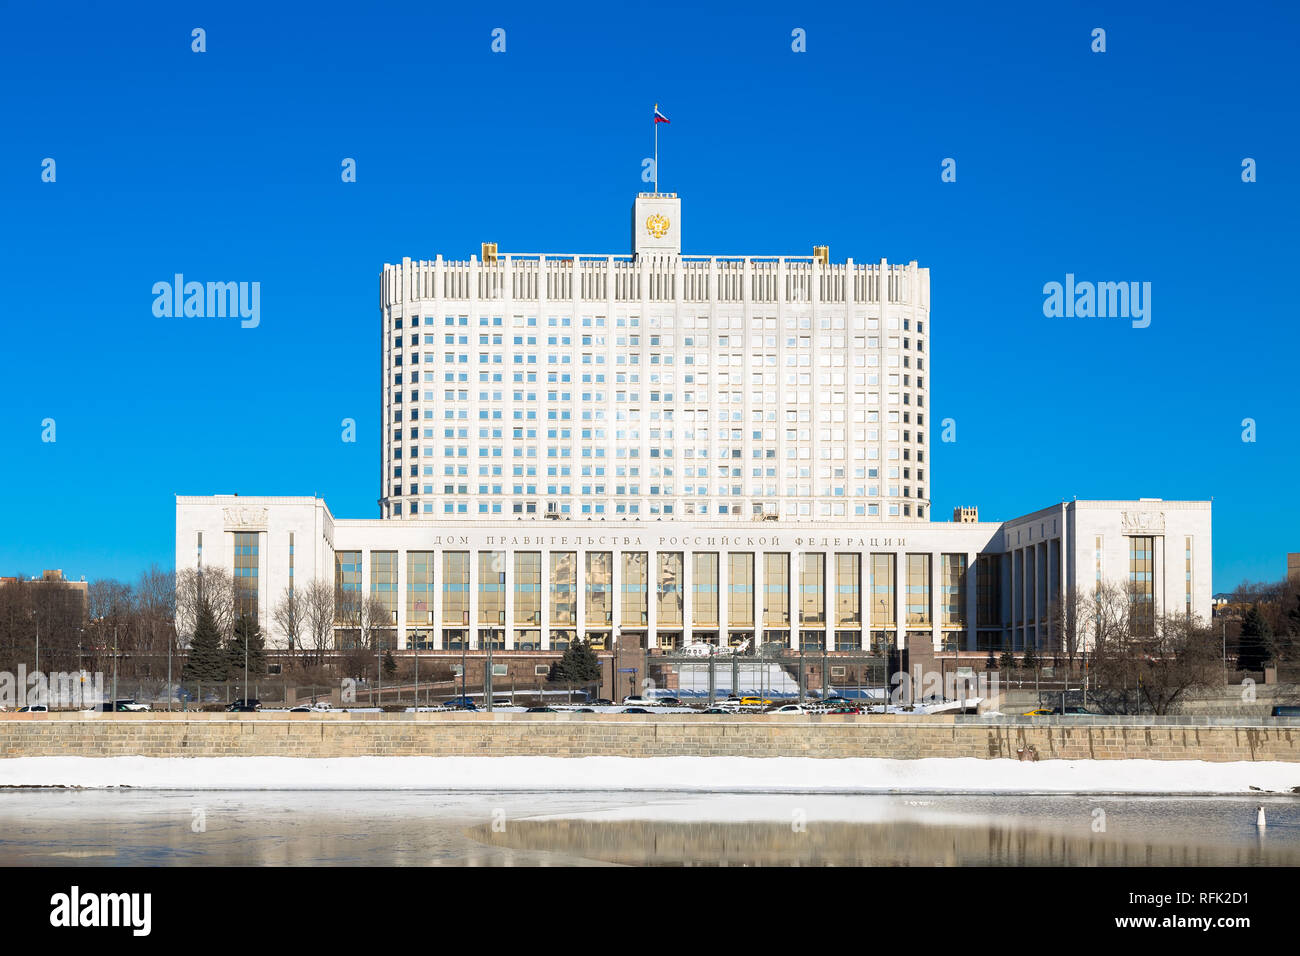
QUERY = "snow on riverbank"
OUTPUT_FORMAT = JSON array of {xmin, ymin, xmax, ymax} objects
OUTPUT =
[{"xmin": 0, "ymin": 755, "xmax": 1297, "ymax": 794}]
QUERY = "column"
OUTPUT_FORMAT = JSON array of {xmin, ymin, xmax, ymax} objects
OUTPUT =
[
  {"xmin": 822, "ymin": 551, "xmax": 833, "ymax": 653},
  {"xmin": 718, "ymin": 549, "xmax": 730, "ymax": 646},
  {"xmin": 647, "ymin": 548, "xmax": 658, "ymax": 649},
  {"xmin": 503, "ymin": 550, "xmax": 515, "ymax": 651},
  {"xmin": 964, "ymin": 550, "xmax": 978, "ymax": 653},
  {"xmin": 929, "ymin": 553, "xmax": 941, "ymax": 654},
  {"xmin": 682, "ymin": 551, "xmax": 694, "ymax": 645},
  {"xmin": 468, "ymin": 549, "xmax": 480, "ymax": 651},
  {"xmin": 432, "ymin": 549, "xmax": 443, "ymax": 651},
  {"xmin": 787, "ymin": 551, "xmax": 798, "ymax": 650},
  {"xmin": 576, "ymin": 549, "xmax": 586, "ymax": 645},
  {"xmin": 540, "ymin": 550, "xmax": 550, "ymax": 651},
  {"xmin": 893, "ymin": 550, "xmax": 905, "ymax": 654},
  {"xmin": 396, "ymin": 549, "xmax": 408, "ymax": 651}
]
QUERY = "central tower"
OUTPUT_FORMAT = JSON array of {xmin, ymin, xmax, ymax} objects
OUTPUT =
[
  {"xmin": 379, "ymin": 195, "xmax": 931, "ymax": 524},
  {"xmin": 632, "ymin": 192, "xmax": 682, "ymax": 257}
]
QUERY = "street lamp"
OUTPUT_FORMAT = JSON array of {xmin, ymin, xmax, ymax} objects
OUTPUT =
[
  {"xmin": 461, "ymin": 610, "xmax": 469, "ymax": 704},
  {"xmin": 878, "ymin": 598, "xmax": 889, "ymax": 713}
]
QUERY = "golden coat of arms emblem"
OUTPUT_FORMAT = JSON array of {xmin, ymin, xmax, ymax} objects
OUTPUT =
[{"xmin": 645, "ymin": 214, "xmax": 670, "ymax": 239}]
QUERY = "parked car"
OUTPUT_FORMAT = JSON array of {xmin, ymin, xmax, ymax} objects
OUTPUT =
[
  {"xmin": 1051, "ymin": 707, "xmax": 1094, "ymax": 716},
  {"xmin": 491, "ymin": 698, "xmax": 513, "ymax": 707},
  {"xmin": 444, "ymin": 696, "xmax": 477, "ymax": 709},
  {"xmin": 739, "ymin": 696, "xmax": 772, "ymax": 707},
  {"xmin": 622, "ymin": 707, "xmax": 651, "ymax": 714},
  {"xmin": 1270, "ymin": 705, "xmax": 1300, "ymax": 717},
  {"xmin": 226, "ymin": 699, "xmax": 261, "ymax": 712},
  {"xmin": 591, "ymin": 698, "xmax": 614, "ymax": 706},
  {"xmin": 289, "ymin": 702, "xmax": 335, "ymax": 713},
  {"xmin": 573, "ymin": 707, "xmax": 596, "ymax": 713},
  {"xmin": 622, "ymin": 695, "xmax": 654, "ymax": 706},
  {"xmin": 768, "ymin": 704, "xmax": 807, "ymax": 715},
  {"xmin": 115, "ymin": 699, "xmax": 150, "ymax": 712},
  {"xmin": 702, "ymin": 707, "xmax": 730, "ymax": 715},
  {"xmin": 1022, "ymin": 708, "xmax": 1054, "ymax": 716},
  {"xmin": 657, "ymin": 697, "xmax": 683, "ymax": 707},
  {"xmin": 17, "ymin": 704, "xmax": 48, "ymax": 713},
  {"xmin": 525, "ymin": 706, "xmax": 555, "ymax": 713}
]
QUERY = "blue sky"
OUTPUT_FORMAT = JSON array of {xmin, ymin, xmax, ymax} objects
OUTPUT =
[{"xmin": 1, "ymin": 0, "xmax": 1296, "ymax": 591}]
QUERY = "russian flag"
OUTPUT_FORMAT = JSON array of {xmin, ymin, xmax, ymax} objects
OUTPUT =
[{"xmin": 654, "ymin": 104, "xmax": 670, "ymax": 124}]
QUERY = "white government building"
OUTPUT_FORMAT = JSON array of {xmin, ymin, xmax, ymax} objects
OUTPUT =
[{"xmin": 175, "ymin": 194, "xmax": 1212, "ymax": 657}]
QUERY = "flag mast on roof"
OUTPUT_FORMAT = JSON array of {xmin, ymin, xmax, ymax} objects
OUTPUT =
[{"xmin": 653, "ymin": 104, "xmax": 670, "ymax": 194}]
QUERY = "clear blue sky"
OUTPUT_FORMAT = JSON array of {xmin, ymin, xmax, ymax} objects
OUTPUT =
[{"xmin": 1, "ymin": 0, "xmax": 1296, "ymax": 592}]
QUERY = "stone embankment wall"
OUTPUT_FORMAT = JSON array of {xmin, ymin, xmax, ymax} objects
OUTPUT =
[{"xmin": 0, "ymin": 712, "xmax": 1297, "ymax": 762}]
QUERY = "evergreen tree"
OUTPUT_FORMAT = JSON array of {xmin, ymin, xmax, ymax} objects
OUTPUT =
[
  {"xmin": 382, "ymin": 650, "xmax": 397, "ymax": 680},
  {"xmin": 1021, "ymin": 646, "xmax": 1038, "ymax": 671},
  {"xmin": 226, "ymin": 614, "xmax": 267, "ymax": 681},
  {"xmin": 998, "ymin": 651, "xmax": 1017, "ymax": 672},
  {"xmin": 1237, "ymin": 605, "xmax": 1273, "ymax": 672},
  {"xmin": 985, "ymin": 651, "xmax": 997, "ymax": 670},
  {"xmin": 182, "ymin": 598, "xmax": 228, "ymax": 683},
  {"xmin": 549, "ymin": 638, "xmax": 602, "ymax": 687}
]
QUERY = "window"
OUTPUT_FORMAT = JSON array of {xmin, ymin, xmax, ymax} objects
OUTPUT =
[{"xmin": 233, "ymin": 532, "xmax": 259, "ymax": 620}]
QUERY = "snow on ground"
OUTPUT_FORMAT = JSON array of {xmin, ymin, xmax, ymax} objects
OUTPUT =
[{"xmin": 0, "ymin": 755, "xmax": 1297, "ymax": 794}]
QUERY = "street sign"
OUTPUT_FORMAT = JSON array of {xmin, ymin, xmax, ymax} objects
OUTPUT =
[{"xmin": 617, "ymin": 668, "xmax": 637, "ymax": 673}]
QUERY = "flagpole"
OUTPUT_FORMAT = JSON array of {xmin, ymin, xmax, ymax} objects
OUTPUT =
[{"xmin": 654, "ymin": 104, "xmax": 659, "ymax": 194}]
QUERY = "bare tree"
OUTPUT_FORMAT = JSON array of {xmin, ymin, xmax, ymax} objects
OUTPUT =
[
  {"xmin": 359, "ymin": 594, "xmax": 395, "ymax": 653},
  {"xmin": 272, "ymin": 586, "xmax": 305, "ymax": 656},
  {"xmin": 1132, "ymin": 610, "xmax": 1220, "ymax": 714},
  {"xmin": 176, "ymin": 567, "xmax": 235, "ymax": 644},
  {"xmin": 1047, "ymin": 585, "xmax": 1091, "ymax": 669},
  {"xmin": 300, "ymin": 578, "xmax": 335, "ymax": 667}
]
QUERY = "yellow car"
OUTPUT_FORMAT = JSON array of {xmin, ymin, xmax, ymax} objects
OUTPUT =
[
  {"xmin": 1022, "ymin": 708, "xmax": 1053, "ymax": 716},
  {"xmin": 739, "ymin": 696, "xmax": 772, "ymax": 707}
]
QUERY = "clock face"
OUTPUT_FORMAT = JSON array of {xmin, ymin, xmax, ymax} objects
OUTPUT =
[{"xmin": 645, "ymin": 214, "xmax": 671, "ymax": 239}]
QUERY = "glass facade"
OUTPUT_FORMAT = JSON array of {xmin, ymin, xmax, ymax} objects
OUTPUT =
[
  {"xmin": 514, "ymin": 552, "xmax": 541, "ymax": 625},
  {"xmin": 692, "ymin": 553, "xmax": 718, "ymax": 627},
  {"xmin": 406, "ymin": 551, "xmax": 435, "ymax": 625},
  {"xmin": 619, "ymin": 552, "xmax": 646, "ymax": 627},
  {"xmin": 371, "ymin": 551, "xmax": 398, "ymax": 625},
  {"xmin": 334, "ymin": 550, "xmax": 361, "ymax": 623},
  {"xmin": 871, "ymin": 553, "xmax": 895, "ymax": 626},
  {"xmin": 976, "ymin": 554, "xmax": 998, "ymax": 627},
  {"xmin": 233, "ymin": 532, "xmax": 259, "ymax": 620},
  {"xmin": 657, "ymin": 552, "xmax": 683, "ymax": 628},
  {"xmin": 728, "ymin": 553, "xmax": 754, "ymax": 627},
  {"xmin": 478, "ymin": 551, "xmax": 505, "ymax": 626},
  {"xmin": 762, "ymin": 553, "xmax": 789, "ymax": 627},
  {"xmin": 834, "ymin": 553, "xmax": 860, "ymax": 627},
  {"xmin": 798, "ymin": 553, "xmax": 824, "ymax": 625},
  {"xmin": 1129, "ymin": 535, "xmax": 1154, "ymax": 634},
  {"xmin": 587, "ymin": 551, "xmax": 614, "ymax": 626},
  {"xmin": 442, "ymin": 551, "xmax": 470, "ymax": 624},
  {"xmin": 941, "ymin": 553, "xmax": 966, "ymax": 627},
  {"xmin": 906, "ymin": 554, "xmax": 930, "ymax": 626},
  {"xmin": 551, "ymin": 552, "xmax": 576, "ymax": 625}
]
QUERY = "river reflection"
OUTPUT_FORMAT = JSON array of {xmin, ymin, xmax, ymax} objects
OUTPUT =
[{"xmin": 0, "ymin": 791, "xmax": 1296, "ymax": 866}]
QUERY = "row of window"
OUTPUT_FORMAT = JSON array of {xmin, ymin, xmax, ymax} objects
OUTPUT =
[
  {"xmin": 334, "ymin": 550, "xmax": 965, "ymax": 630},
  {"xmin": 389, "ymin": 315, "xmax": 925, "ymax": 334}
]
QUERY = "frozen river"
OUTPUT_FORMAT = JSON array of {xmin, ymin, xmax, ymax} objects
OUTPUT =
[{"xmin": 0, "ymin": 790, "xmax": 1297, "ymax": 866}]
